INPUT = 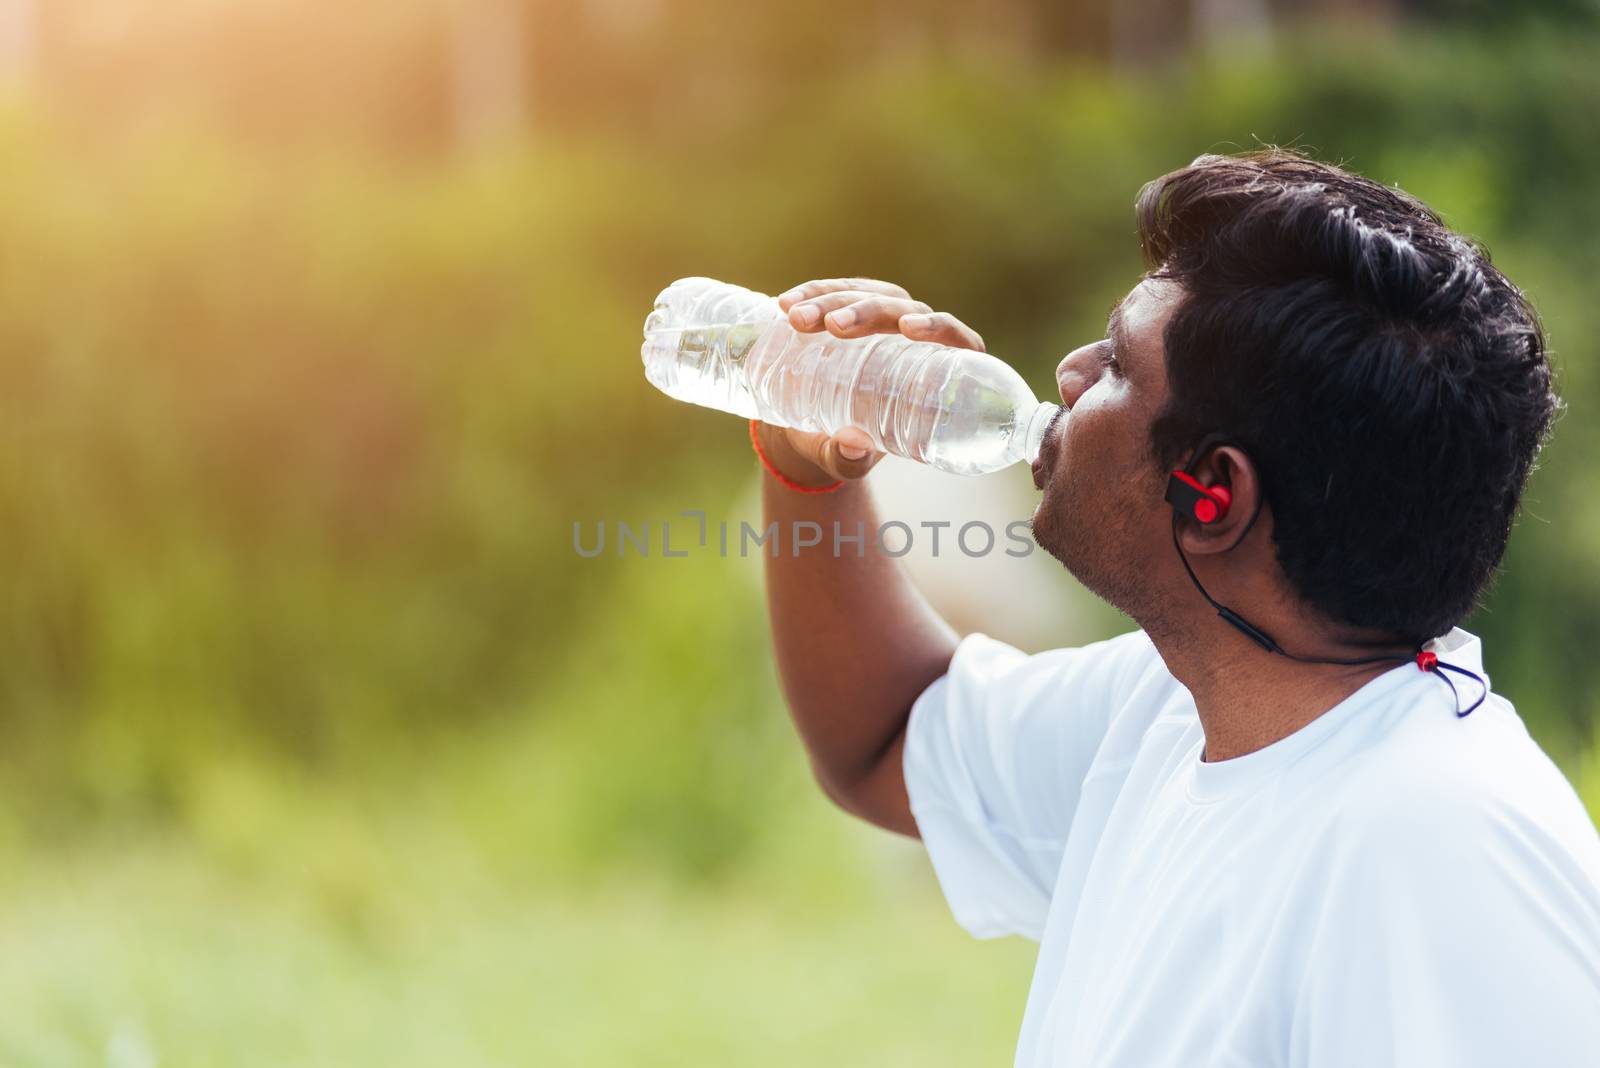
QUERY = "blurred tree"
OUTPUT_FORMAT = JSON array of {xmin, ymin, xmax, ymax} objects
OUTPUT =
[
  {"xmin": 11, "ymin": 0, "xmax": 1594, "ymax": 155},
  {"xmin": 1398, "ymin": 0, "xmax": 1599, "ymax": 27},
  {"xmin": 448, "ymin": 0, "xmax": 530, "ymax": 152}
]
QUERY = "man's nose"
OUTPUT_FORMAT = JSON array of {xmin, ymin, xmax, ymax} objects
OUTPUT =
[{"xmin": 1055, "ymin": 343, "xmax": 1104, "ymax": 410}]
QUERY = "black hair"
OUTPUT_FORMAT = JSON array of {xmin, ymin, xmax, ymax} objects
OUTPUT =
[{"xmin": 1137, "ymin": 148, "xmax": 1559, "ymax": 642}]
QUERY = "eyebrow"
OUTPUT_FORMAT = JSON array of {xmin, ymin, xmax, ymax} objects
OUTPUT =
[
  {"xmin": 1107, "ymin": 294, "xmax": 1132, "ymax": 340},
  {"xmin": 1107, "ymin": 296, "xmax": 1130, "ymax": 361}
]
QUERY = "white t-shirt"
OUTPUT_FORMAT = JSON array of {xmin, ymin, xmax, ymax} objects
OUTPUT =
[{"xmin": 903, "ymin": 627, "xmax": 1600, "ymax": 1067}]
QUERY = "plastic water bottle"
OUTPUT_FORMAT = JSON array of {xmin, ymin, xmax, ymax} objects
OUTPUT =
[{"xmin": 641, "ymin": 277, "xmax": 1061, "ymax": 476}]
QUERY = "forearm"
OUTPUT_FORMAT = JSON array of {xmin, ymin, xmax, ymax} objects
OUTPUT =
[
  {"xmin": 761, "ymin": 472, "xmax": 958, "ymax": 808},
  {"xmin": 751, "ymin": 277, "xmax": 986, "ymax": 832}
]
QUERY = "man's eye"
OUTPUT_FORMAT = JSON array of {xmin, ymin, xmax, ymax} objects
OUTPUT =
[{"xmin": 1099, "ymin": 341, "xmax": 1122, "ymax": 376}]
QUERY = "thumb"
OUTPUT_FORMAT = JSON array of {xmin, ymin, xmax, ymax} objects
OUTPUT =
[
  {"xmin": 768, "ymin": 424, "xmax": 884, "ymax": 484},
  {"xmin": 822, "ymin": 426, "xmax": 884, "ymax": 481}
]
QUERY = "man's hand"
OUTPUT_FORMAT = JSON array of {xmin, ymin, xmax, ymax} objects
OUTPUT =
[{"xmin": 752, "ymin": 277, "xmax": 988, "ymax": 486}]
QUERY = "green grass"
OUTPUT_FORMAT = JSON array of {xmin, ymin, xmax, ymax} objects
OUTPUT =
[
  {"xmin": 7, "ymin": 731, "xmax": 1581, "ymax": 1067},
  {"xmin": 1, "ymin": 713, "xmax": 1592, "ymax": 1067},
  {"xmin": 0, "ymin": 831, "xmax": 1035, "ymax": 1067}
]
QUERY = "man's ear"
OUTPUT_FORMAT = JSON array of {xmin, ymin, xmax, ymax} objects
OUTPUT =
[{"xmin": 1176, "ymin": 444, "xmax": 1264, "ymax": 556}]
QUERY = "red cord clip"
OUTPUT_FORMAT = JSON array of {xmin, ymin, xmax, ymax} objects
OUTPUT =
[
  {"xmin": 1416, "ymin": 650, "xmax": 1438, "ymax": 672},
  {"xmin": 749, "ymin": 419, "xmax": 843, "ymax": 494}
]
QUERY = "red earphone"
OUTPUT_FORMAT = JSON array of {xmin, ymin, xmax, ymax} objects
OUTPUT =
[{"xmin": 1165, "ymin": 469, "xmax": 1233, "ymax": 524}]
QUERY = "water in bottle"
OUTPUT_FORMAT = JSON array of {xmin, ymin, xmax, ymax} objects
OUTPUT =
[{"xmin": 641, "ymin": 277, "xmax": 1062, "ymax": 476}]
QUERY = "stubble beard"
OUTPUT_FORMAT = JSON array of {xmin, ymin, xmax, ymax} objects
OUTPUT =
[{"xmin": 1032, "ymin": 477, "xmax": 1162, "ymax": 623}]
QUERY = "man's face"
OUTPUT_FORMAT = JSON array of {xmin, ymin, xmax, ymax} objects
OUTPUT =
[{"xmin": 1031, "ymin": 277, "xmax": 1180, "ymax": 615}]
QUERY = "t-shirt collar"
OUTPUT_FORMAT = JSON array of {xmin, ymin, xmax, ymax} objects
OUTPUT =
[
  {"xmin": 1183, "ymin": 627, "xmax": 1484, "ymax": 804},
  {"xmin": 1425, "ymin": 626, "xmax": 1485, "ymax": 679}
]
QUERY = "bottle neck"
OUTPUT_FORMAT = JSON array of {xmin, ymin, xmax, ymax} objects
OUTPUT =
[{"xmin": 1011, "ymin": 400, "xmax": 1062, "ymax": 465}]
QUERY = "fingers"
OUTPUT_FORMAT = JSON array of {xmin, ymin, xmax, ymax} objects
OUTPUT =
[
  {"xmin": 777, "ymin": 278, "xmax": 911, "ymax": 310},
  {"xmin": 787, "ymin": 291, "xmax": 933, "ymax": 337},
  {"xmin": 898, "ymin": 310, "xmax": 986, "ymax": 352},
  {"xmin": 778, "ymin": 280, "xmax": 987, "ymax": 352}
]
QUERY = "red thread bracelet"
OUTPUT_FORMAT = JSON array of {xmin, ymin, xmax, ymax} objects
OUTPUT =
[{"xmin": 749, "ymin": 419, "xmax": 843, "ymax": 494}]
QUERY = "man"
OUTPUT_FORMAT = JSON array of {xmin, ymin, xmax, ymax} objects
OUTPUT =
[{"xmin": 753, "ymin": 150, "xmax": 1600, "ymax": 1066}]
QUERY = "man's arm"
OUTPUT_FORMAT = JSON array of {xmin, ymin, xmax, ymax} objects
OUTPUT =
[
  {"xmin": 759, "ymin": 452, "xmax": 955, "ymax": 836},
  {"xmin": 758, "ymin": 278, "xmax": 988, "ymax": 837}
]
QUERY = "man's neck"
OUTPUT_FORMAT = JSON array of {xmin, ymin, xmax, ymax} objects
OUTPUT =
[{"xmin": 1150, "ymin": 623, "xmax": 1397, "ymax": 763}]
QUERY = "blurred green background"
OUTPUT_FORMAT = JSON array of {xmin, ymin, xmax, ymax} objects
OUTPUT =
[{"xmin": 1, "ymin": 1, "xmax": 1597, "ymax": 1063}]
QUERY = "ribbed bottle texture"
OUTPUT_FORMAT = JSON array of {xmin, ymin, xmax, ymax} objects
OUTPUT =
[{"xmin": 642, "ymin": 277, "xmax": 1060, "ymax": 476}]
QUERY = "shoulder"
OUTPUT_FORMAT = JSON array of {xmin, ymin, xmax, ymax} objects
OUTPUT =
[
  {"xmin": 1325, "ymin": 676, "xmax": 1600, "ymax": 893},
  {"xmin": 1292, "ymin": 684, "xmax": 1600, "ymax": 1064},
  {"xmin": 948, "ymin": 626, "xmax": 1161, "ymax": 684},
  {"xmin": 941, "ymin": 628, "xmax": 1177, "ymax": 728},
  {"xmin": 1297, "ymin": 675, "xmax": 1600, "ymax": 996},
  {"xmin": 908, "ymin": 628, "xmax": 1182, "ymax": 807}
]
